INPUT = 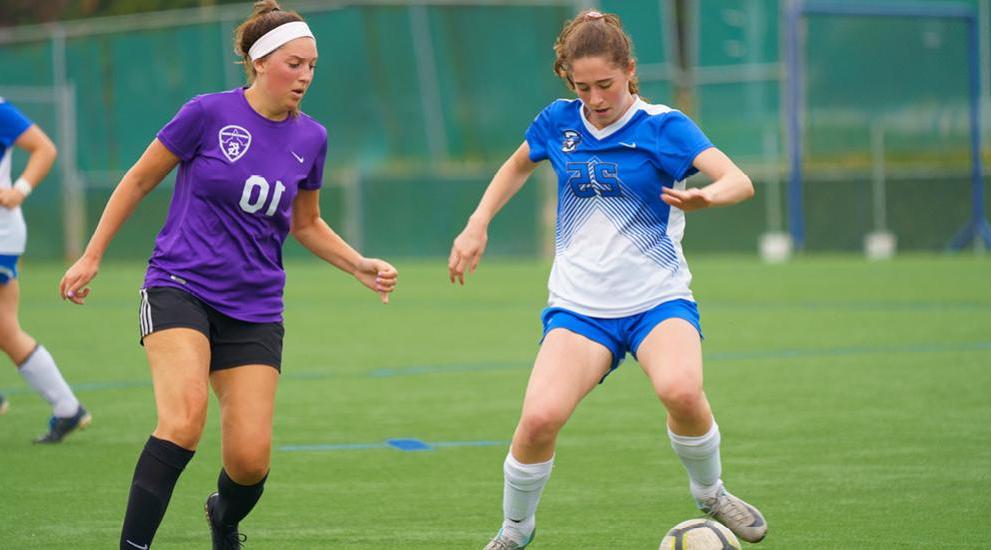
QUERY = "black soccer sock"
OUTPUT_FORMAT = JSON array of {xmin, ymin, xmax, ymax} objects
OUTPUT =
[
  {"xmin": 214, "ymin": 468, "xmax": 268, "ymax": 526},
  {"xmin": 119, "ymin": 436, "xmax": 195, "ymax": 550}
]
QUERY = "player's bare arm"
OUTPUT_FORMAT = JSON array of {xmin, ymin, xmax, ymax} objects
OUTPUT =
[
  {"xmin": 59, "ymin": 140, "xmax": 179, "ymax": 304},
  {"xmin": 0, "ymin": 125, "xmax": 57, "ymax": 209},
  {"xmin": 660, "ymin": 147, "xmax": 753, "ymax": 212},
  {"xmin": 291, "ymin": 188, "xmax": 397, "ymax": 303},
  {"xmin": 449, "ymin": 141, "xmax": 538, "ymax": 285}
]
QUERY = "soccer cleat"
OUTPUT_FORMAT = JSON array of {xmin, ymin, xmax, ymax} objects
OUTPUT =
[
  {"xmin": 205, "ymin": 492, "xmax": 247, "ymax": 549},
  {"xmin": 33, "ymin": 405, "xmax": 91, "ymax": 444},
  {"xmin": 483, "ymin": 527, "xmax": 535, "ymax": 550},
  {"xmin": 698, "ymin": 484, "xmax": 767, "ymax": 543},
  {"xmin": 0, "ymin": 394, "xmax": 8, "ymax": 415}
]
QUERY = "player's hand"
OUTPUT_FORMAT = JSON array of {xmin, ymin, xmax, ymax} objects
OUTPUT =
[
  {"xmin": 0, "ymin": 188, "xmax": 26, "ymax": 209},
  {"xmin": 354, "ymin": 257, "xmax": 398, "ymax": 304},
  {"xmin": 449, "ymin": 221, "xmax": 488, "ymax": 285},
  {"xmin": 59, "ymin": 255, "xmax": 100, "ymax": 305},
  {"xmin": 661, "ymin": 186, "xmax": 714, "ymax": 212}
]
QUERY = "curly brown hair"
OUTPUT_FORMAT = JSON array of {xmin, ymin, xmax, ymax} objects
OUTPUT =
[{"xmin": 553, "ymin": 9, "xmax": 638, "ymax": 95}]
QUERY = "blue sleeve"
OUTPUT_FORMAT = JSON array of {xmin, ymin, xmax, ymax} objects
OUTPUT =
[
  {"xmin": 524, "ymin": 102, "xmax": 557, "ymax": 163},
  {"xmin": 156, "ymin": 97, "xmax": 205, "ymax": 161},
  {"xmin": 655, "ymin": 112, "xmax": 713, "ymax": 181},
  {"xmin": 301, "ymin": 127, "xmax": 327, "ymax": 191},
  {"xmin": 0, "ymin": 101, "xmax": 33, "ymax": 148}
]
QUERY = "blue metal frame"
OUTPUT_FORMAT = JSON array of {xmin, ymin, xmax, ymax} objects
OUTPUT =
[{"xmin": 785, "ymin": 0, "xmax": 990, "ymax": 250}]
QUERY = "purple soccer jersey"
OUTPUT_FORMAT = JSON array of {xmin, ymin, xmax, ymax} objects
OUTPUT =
[{"xmin": 146, "ymin": 87, "xmax": 328, "ymax": 322}]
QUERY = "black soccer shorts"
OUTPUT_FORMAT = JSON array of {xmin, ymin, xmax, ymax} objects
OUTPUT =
[{"xmin": 138, "ymin": 286, "xmax": 284, "ymax": 372}]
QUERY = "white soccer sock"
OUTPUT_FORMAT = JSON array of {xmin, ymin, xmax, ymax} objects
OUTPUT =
[
  {"xmin": 668, "ymin": 421, "xmax": 723, "ymax": 501},
  {"xmin": 501, "ymin": 451, "xmax": 554, "ymax": 542},
  {"xmin": 18, "ymin": 345, "xmax": 80, "ymax": 417}
]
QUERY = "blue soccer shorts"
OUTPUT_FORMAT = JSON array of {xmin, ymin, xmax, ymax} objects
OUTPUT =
[
  {"xmin": 540, "ymin": 299, "xmax": 703, "ymax": 381},
  {"xmin": 0, "ymin": 255, "xmax": 19, "ymax": 284}
]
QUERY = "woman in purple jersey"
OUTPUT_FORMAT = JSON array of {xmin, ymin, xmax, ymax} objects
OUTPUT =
[
  {"xmin": 449, "ymin": 10, "xmax": 764, "ymax": 549},
  {"xmin": 59, "ymin": 2, "xmax": 397, "ymax": 549}
]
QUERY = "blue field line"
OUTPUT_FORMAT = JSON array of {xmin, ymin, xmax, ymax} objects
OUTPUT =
[
  {"xmin": 68, "ymin": 380, "xmax": 150, "ymax": 391},
  {"xmin": 0, "ymin": 379, "xmax": 151, "ymax": 396},
  {"xmin": 368, "ymin": 362, "xmax": 524, "ymax": 377},
  {"xmin": 706, "ymin": 341, "xmax": 991, "ymax": 362},
  {"xmin": 279, "ymin": 442, "xmax": 391, "ymax": 452},
  {"xmin": 367, "ymin": 341, "xmax": 991, "ymax": 377},
  {"xmin": 278, "ymin": 438, "xmax": 508, "ymax": 453},
  {"xmin": 706, "ymin": 301, "xmax": 991, "ymax": 312},
  {"xmin": 431, "ymin": 439, "xmax": 508, "ymax": 448},
  {"xmin": 1, "ymin": 341, "xmax": 989, "ymax": 395}
]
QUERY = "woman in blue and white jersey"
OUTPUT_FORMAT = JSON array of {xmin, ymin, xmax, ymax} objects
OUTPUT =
[
  {"xmin": 449, "ymin": 10, "xmax": 766, "ymax": 549},
  {"xmin": 0, "ymin": 98, "xmax": 90, "ymax": 443}
]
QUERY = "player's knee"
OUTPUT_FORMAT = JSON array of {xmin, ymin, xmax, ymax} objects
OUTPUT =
[
  {"xmin": 155, "ymin": 409, "xmax": 207, "ymax": 448},
  {"xmin": 224, "ymin": 452, "xmax": 270, "ymax": 484},
  {"xmin": 657, "ymin": 383, "xmax": 704, "ymax": 417},
  {"xmin": 518, "ymin": 408, "xmax": 566, "ymax": 443},
  {"xmin": 0, "ymin": 323, "xmax": 23, "ymax": 352}
]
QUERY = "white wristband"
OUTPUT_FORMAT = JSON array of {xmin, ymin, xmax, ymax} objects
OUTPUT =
[{"xmin": 13, "ymin": 178, "xmax": 33, "ymax": 197}]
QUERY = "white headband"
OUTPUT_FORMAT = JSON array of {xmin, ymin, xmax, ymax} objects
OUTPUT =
[{"xmin": 248, "ymin": 21, "xmax": 315, "ymax": 60}]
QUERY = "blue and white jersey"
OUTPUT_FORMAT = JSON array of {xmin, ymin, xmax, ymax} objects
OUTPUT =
[
  {"xmin": 0, "ymin": 98, "xmax": 33, "ymax": 255},
  {"xmin": 526, "ymin": 96, "xmax": 713, "ymax": 317}
]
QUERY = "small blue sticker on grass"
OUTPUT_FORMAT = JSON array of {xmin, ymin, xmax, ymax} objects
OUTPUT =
[{"xmin": 387, "ymin": 438, "xmax": 433, "ymax": 451}]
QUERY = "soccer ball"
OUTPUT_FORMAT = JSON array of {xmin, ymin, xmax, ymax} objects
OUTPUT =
[{"xmin": 659, "ymin": 519, "xmax": 741, "ymax": 550}]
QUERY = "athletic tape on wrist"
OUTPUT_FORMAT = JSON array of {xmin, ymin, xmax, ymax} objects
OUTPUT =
[{"xmin": 13, "ymin": 178, "xmax": 32, "ymax": 197}]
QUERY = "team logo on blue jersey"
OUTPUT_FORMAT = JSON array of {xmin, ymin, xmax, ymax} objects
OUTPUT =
[
  {"xmin": 219, "ymin": 125, "xmax": 252, "ymax": 163},
  {"xmin": 566, "ymin": 156, "xmax": 623, "ymax": 198},
  {"xmin": 561, "ymin": 130, "xmax": 581, "ymax": 153}
]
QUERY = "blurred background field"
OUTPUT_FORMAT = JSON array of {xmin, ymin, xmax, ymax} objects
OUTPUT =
[
  {"xmin": 0, "ymin": 0, "xmax": 990, "ymax": 548},
  {"xmin": 1, "ymin": 0, "xmax": 989, "ymax": 258}
]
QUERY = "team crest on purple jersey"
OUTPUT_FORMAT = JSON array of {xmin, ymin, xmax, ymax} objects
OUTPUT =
[{"xmin": 218, "ymin": 125, "xmax": 252, "ymax": 163}]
